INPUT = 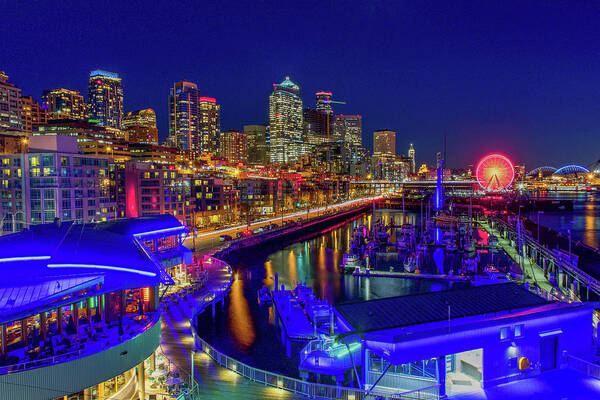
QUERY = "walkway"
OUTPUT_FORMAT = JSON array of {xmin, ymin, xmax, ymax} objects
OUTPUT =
[
  {"xmin": 160, "ymin": 255, "xmax": 306, "ymax": 399},
  {"xmin": 479, "ymin": 220, "xmax": 554, "ymax": 294}
]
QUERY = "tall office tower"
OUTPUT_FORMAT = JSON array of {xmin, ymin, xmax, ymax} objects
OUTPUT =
[
  {"xmin": 373, "ymin": 129, "xmax": 396, "ymax": 160},
  {"xmin": 42, "ymin": 88, "xmax": 87, "ymax": 121},
  {"xmin": 88, "ymin": 70, "xmax": 124, "ymax": 128},
  {"xmin": 304, "ymin": 108, "xmax": 334, "ymax": 139},
  {"xmin": 199, "ymin": 97, "xmax": 220, "ymax": 154},
  {"xmin": 220, "ymin": 130, "xmax": 247, "ymax": 164},
  {"xmin": 168, "ymin": 80, "xmax": 200, "ymax": 153},
  {"xmin": 0, "ymin": 71, "xmax": 22, "ymax": 131},
  {"xmin": 408, "ymin": 143, "xmax": 416, "ymax": 174},
  {"xmin": 19, "ymin": 95, "xmax": 47, "ymax": 133},
  {"xmin": 244, "ymin": 124, "xmax": 269, "ymax": 164},
  {"xmin": 122, "ymin": 108, "xmax": 159, "ymax": 144},
  {"xmin": 269, "ymin": 76, "xmax": 304, "ymax": 164},
  {"xmin": 334, "ymin": 114, "xmax": 362, "ymax": 145},
  {"xmin": 315, "ymin": 91, "xmax": 333, "ymax": 115}
]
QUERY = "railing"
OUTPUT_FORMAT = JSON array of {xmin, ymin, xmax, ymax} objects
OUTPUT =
[
  {"xmin": 0, "ymin": 349, "xmax": 83, "ymax": 375},
  {"xmin": 564, "ymin": 352, "xmax": 600, "ymax": 380},
  {"xmin": 195, "ymin": 335, "xmax": 439, "ymax": 400}
]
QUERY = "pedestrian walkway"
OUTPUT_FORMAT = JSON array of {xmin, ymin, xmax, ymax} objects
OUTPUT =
[
  {"xmin": 160, "ymin": 254, "xmax": 307, "ymax": 399},
  {"xmin": 479, "ymin": 220, "xmax": 554, "ymax": 294}
]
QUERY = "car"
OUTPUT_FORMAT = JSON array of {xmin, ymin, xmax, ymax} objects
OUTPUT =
[{"xmin": 219, "ymin": 235, "xmax": 232, "ymax": 242}]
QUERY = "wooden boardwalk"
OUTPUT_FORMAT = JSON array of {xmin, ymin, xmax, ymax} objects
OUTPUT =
[{"xmin": 160, "ymin": 260, "xmax": 307, "ymax": 399}]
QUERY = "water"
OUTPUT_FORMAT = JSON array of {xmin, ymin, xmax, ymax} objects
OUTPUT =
[
  {"xmin": 525, "ymin": 192, "xmax": 600, "ymax": 249},
  {"xmin": 195, "ymin": 210, "xmax": 514, "ymax": 377}
]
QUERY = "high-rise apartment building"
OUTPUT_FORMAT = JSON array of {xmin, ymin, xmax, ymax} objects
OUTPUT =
[
  {"xmin": 373, "ymin": 129, "xmax": 396, "ymax": 159},
  {"xmin": 168, "ymin": 81, "xmax": 200, "ymax": 153},
  {"xmin": 19, "ymin": 95, "xmax": 47, "ymax": 133},
  {"xmin": 42, "ymin": 88, "xmax": 87, "ymax": 121},
  {"xmin": 88, "ymin": 70, "xmax": 124, "ymax": 129},
  {"xmin": 269, "ymin": 76, "xmax": 304, "ymax": 164},
  {"xmin": 0, "ymin": 135, "xmax": 115, "ymax": 232},
  {"xmin": 199, "ymin": 97, "xmax": 220, "ymax": 154},
  {"xmin": 334, "ymin": 114, "xmax": 362, "ymax": 146},
  {"xmin": 122, "ymin": 108, "xmax": 158, "ymax": 144},
  {"xmin": 315, "ymin": 91, "xmax": 333, "ymax": 115},
  {"xmin": 0, "ymin": 71, "xmax": 22, "ymax": 131},
  {"xmin": 304, "ymin": 108, "xmax": 334, "ymax": 139},
  {"xmin": 220, "ymin": 130, "xmax": 247, "ymax": 164},
  {"xmin": 244, "ymin": 124, "xmax": 269, "ymax": 164}
]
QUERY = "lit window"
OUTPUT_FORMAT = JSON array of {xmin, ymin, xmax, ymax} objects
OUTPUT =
[
  {"xmin": 515, "ymin": 324, "xmax": 523, "ymax": 338},
  {"xmin": 500, "ymin": 327, "xmax": 509, "ymax": 340}
]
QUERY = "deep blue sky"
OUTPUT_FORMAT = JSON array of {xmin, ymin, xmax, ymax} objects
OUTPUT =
[{"xmin": 2, "ymin": 1, "xmax": 599, "ymax": 168}]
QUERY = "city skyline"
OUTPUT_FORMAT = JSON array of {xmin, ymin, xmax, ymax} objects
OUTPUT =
[{"xmin": 2, "ymin": 2, "xmax": 599, "ymax": 168}]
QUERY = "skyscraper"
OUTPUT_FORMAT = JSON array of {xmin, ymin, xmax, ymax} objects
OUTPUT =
[
  {"xmin": 220, "ymin": 130, "xmax": 247, "ymax": 164},
  {"xmin": 123, "ymin": 108, "xmax": 158, "ymax": 144},
  {"xmin": 88, "ymin": 70, "xmax": 124, "ymax": 129},
  {"xmin": 269, "ymin": 76, "xmax": 304, "ymax": 164},
  {"xmin": 244, "ymin": 124, "xmax": 269, "ymax": 164},
  {"xmin": 19, "ymin": 95, "xmax": 47, "ymax": 133},
  {"xmin": 408, "ymin": 143, "xmax": 416, "ymax": 174},
  {"xmin": 42, "ymin": 88, "xmax": 87, "ymax": 121},
  {"xmin": 315, "ymin": 91, "xmax": 333, "ymax": 115},
  {"xmin": 0, "ymin": 71, "xmax": 22, "ymax": 131},
  {"xmin": 199, "ymin": 97, "xmax": 220, "ymax": 154},
  {"xmin": 168, "ymin": 80, "xmax": 200, "ymax": 153},
  {"xmin": 334, "ymin": 114, "xmax": 362, "ymax": 146},
  {"xmin": 373, "ymin": 129, "xmax": 396, "ymax": 159}
]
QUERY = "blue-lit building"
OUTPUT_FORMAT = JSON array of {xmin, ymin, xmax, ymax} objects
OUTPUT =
[
  {"xmin": 301, "ymin": 283, "xmax": 594, "ymax": 397},
  {"xmin": 0, "ymin": 215, "xmax": 188, "ymax": 400}
]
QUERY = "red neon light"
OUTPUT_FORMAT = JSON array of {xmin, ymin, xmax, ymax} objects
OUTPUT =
[
  {"xmin": 199, "ymin": 97, "xmax": 216, "ymax": 103},
  {"xmin": 476, "ymin": 154, "xmax": 515, "ymax": 191}
]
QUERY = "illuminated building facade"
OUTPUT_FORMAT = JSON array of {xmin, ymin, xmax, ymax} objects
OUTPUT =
[
  {"xmin": 19, "ymin": 95, "xmax": 47, "ymax": 133},
  {"xmin": 0, "ymin": 135, "xmax": 115, "ymax": 233},
  {"xmin": 220, "ymin": 130, "xmax": 247, "ymax": 164},
  {"xmin": 42, "ymin": 88, "xmax": 87, "ymax": 121},
  {"xmin": 408, "ymin": 143, "xmax": 415, "ymax": 174},
  {"xmin": 199, "ymin": 97, "xmax": 220, "ymax": 154},
  {"xmin": 88, "ymin": 70, "xmax": 124, "ymax": 129},
  {"xmin": 373, "ymin": 129, "xmax": 396, "ymax": 160},
  {"xmin": 0, "ymin": 71, "xmax": 22, "ymax": 131},
  {"xmin": 168, "ymin": 81, "xmax": 200, "ymax": 153},
  {"xmin": 123, "ymin": 108, "xmax": 159, "ymax": 144},
  {"xmin": 192, "ymin": 177, "xmax": 239, "ymax": 227},
  {"xmin": 315, "ymin": 91, "xmax": 333, "ymax": 115},
  {"xmin": 334, "ymin": 114, "xmax": 362, "ymax": 145},
  {"xmin": 244, "ymin": 124, "xmax": 269, "ymax": 164},
  {"xmin": 269, "ymin": 76, "xmax": 304, "ymax": 164}
]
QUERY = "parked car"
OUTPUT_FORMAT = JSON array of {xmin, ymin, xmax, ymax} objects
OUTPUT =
[{"xmin": 219, "ymin": 234, "xmax": 232, "ymax": 242}]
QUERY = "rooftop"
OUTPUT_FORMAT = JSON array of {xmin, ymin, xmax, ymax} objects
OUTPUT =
[{"xmin": 335, "ymin": 282, "xmax": 549, "ymax": 333}]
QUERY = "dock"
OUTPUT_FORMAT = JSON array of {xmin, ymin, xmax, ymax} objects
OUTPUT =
[
  {"xmin": 271, "ymin": 289, "xmax": 319, "ymax": 357},
  {"xmin": 352, "ymin": 270, "xmax": 469, "ymax": 281}
]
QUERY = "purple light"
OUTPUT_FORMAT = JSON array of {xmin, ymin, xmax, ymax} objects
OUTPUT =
[{"xmin": 132, "ymin": 226, "xmax": 186, "ymax": 237}]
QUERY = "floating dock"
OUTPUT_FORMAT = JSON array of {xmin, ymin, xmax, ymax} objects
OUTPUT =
[{"xmin": 352, "ymin": 270, "xmax": 469, "ymax": 281}]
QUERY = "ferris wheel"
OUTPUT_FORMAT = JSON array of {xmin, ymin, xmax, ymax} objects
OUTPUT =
[{"xmin": 476, "ymin": 154, "xmax": 515, "ymax": 191}]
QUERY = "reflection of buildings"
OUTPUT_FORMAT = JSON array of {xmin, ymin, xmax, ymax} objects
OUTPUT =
[{"xmin": 0, "ymin": 215, "xmax": 190, "ymax": 400}]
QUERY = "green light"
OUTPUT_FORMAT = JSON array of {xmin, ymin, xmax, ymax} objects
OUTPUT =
[{"xmin": 335, "ymin": 342, "xmax": 361, "ymax": 358}]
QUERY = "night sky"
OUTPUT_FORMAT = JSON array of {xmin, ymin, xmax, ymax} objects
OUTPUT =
[{"xmin": 2, "ymin": 1, "xmax": 599, "ymax": 169}]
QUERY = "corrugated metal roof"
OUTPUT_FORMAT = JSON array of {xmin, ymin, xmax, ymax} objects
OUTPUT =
[{"xmin": 335, "ymin": 282, "xmax": 549, "ymax": 332}]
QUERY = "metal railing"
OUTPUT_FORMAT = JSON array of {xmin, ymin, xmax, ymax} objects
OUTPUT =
[
  {"xmin": 195, "ymin": 335, "xmax": 439, "ymax": 400},
  {"xmin": 0, "ymin": 348, "xmax": 83, "ymax": 375},
  {"xmin": 564, "ymin": 352, "xmax": 600, "ymax": 380}
]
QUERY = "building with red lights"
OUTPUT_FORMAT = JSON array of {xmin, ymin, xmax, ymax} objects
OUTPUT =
[{"xmin": 88, "ymin": 70, "xmax": 124, "ymax": 129}]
